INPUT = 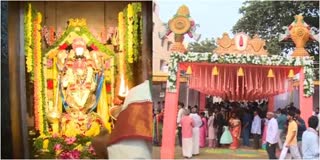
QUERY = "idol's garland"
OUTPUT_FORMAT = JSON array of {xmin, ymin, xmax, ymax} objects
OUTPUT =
[{"xmin": 167, "ymin": 52, "xmax": 314, "ymax": 97}]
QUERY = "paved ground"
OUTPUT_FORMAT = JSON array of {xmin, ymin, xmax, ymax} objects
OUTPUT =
[{"xmin": 153, "ymin": 146, "xmax": 270, "ymax": 159}]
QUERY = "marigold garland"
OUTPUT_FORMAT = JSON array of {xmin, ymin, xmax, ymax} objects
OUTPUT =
[
  {"xmin": 127, "ymin": 4, "xmax": 134, "ymax": 63},
  {"xmin": 132, "ymin": 3, "xmax": 142, "ymax": 62},
  {"xmin": 24, "ymin": 3, "xmax": 33, "ymax": 77},
  {"xmin": 124, "ymin": 3, "xmax": 141, "ymax": 65},
  {"xmin": 118, "ymin": 12, "xmax": 124, "ymax": 51},
  {"xmin": 33, "ymin": 12, "xmax": 46, "ymax": 135},
  {"xmin": 121, "ymin": 3, "xmax": 142, "ymax": 82}
]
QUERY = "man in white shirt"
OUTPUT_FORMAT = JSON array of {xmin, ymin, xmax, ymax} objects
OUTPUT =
[
  {"xmin": 251, "ymin": 111, "xmax": 261, "ymax": 149},
  {"xmin": 266, "ymin": 112, "xmax": 278, "ymax": 159},
  {"xmin": 302, "ymin": 116, "xmax": 319, "ymax": 159},
  {"xmin": 189, "ymin": 107, "xmax": 202, "ymax": 155},
  {"xmin": 177, "ymin": 102, "xmax": 185, "ymax": 147}
]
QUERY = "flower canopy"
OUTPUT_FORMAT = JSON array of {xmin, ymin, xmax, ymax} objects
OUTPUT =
[
  {"xmin": 166, "ymin": 52, "xmax": 314, "ymax": 98},
  {"xmin": 45, "ymin": 18, "xmax": 114, "ymax": 58}
]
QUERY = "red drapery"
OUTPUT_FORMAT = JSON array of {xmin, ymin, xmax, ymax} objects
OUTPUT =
[{"xmin": 181, "ymin": 63, "xmax": 300, "ymax": 101}]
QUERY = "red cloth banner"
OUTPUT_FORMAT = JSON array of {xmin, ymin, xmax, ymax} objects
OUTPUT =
[{"xmin": 183, "ymin": 63, "xmax": 300, "ymax": 101}]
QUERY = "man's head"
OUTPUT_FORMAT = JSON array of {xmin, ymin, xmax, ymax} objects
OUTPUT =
[
  {"xmin": 183, "ymin": 109, "xmax": 190, "ymax": 116},
  {"xmin": 287, "ymin": 110, "xmax": 295, "ymax": 121},
  {"xmin": 308, "ymin": 116, "xmax": 319, "ymax": 130},
  {"xmin": 231, "ymin": 112, "xmax": 236, "ymax": 118},
  {"xmin": 276, "ymin": 108, "xmax": 281, "ymax": 114},
  {"xmin": 289, "ymin": 102, "xmax": 294, "ymax": 107},
  {"xmin": 253, "ymin": 111, "xmax": 258, "ymax": 116},
  {"xmin": 191, "ymin": 107, "xmax": 197, "ymax": 113},
  {"xmin": 315, "ymin": 108, "xmax": 319, "ymax": 115},
  {"xmin": 178, "ymin": 102, "xmax": 184, "ymax": 109},
  {"xmin": 280, "ymin": 109, "xmax": 286, "ymax": 115},
  {"xmin": 295, "ymin": 109, "xmax": 301, "ymax": 118},
  {"xmin": 200, "ymin": 112, "xmax": 205, "ymax": 117},
  {"xmin": 266, "ymin": 112, "xmax": 274, "ymax": 120}
]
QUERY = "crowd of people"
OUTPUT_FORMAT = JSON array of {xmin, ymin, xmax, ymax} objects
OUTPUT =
[
  {"xmin": 152, "ymin": 100, "xmax": 319, "ymax": 159},
  {"xmin": 154, "ymin": 101, "xmax": 319, "ymax": 159}
]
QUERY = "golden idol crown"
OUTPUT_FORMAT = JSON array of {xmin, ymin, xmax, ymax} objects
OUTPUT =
[{"xmin": 68, "ymin": 18, "xmax": 87, "ymax": 27}]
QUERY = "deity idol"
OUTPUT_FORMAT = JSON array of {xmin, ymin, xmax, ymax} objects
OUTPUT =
[{"xmin": 56, "ymin": 37, "xmax": 104, "ymax": 137}]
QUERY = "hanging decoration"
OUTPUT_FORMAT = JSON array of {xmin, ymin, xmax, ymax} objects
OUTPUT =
[
  {"xmin": 237, "ymin": 67, "xmax": 244, "ymax": 77},
  {"xmin": 267, "ymin": 69, "xmax": 275, "ymax": 78},
  {"xmin": 127, "ymin": 4, "xmax": 134, "ymax": 63},
  {"xmin": 167, "ymin": 52, "xmax": 314, "ymax": 97},
  {"xmin": 24, "ymin": 3, "xmax": 34, "ymax": 78},
  {"xmin": 32, "ymin": 11, "xmax": 46, "ymax": 135},
  {"xmin": 212, "ymin": 66, "xmax": 219, "ymax": 76},
  {"xmin": 288, "ymin": 69, "xmax": 295, "ymax": 78},
  {"xmin": 186, "ymin": 66, "xmax": 192, "ymax": 75},
  {"xmin": 117, "ymin": 3, "xmax": 142, "ymax": 83}
]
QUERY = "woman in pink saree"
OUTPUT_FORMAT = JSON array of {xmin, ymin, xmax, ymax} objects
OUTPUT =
[
  {"xmin": 199, "ymin": 112, "xmax": 207, "ymax": 148},
  {"xmin": 229, "ymin": 112, "xmax": 241, "ymax": 149}
]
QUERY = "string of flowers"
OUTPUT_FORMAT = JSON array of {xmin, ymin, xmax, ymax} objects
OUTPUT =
[
  {"xmin": 42, "ymin": 57, "xmax": 48, "ymax": 134},
  {"xmin": 122, "ymin": 3, "xmax": 142, "ymax": 82},
  {"xmin": 127, "ymin": 4, "xmax": 134, "ymax": 63},
  {"xmin": 24, "ymin": 3, "xmax": 33, "ymax": 79},
  {"xmin": 33, "ymin": 12, "xmax": 45, "ymax": 135},
  {"xmin": 132, "ymin": 3, "xmax": 142, "ymax": 62},
  {"xmin": 118, "ymin": 12, "xmax": 124, "ymax": 52},
  {"xmin": 123, "ymin": 8, "xmax": 132, "ymax": 81}
]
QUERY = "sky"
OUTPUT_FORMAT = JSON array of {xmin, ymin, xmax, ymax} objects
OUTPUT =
[{"xmin": 157, "ymin": 0, "xmax": 245, "ymax": 42}]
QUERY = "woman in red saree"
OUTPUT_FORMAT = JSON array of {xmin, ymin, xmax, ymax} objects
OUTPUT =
[{"xmin": 229, "ymin": 112, "xmax": 241, "ymax": 149}]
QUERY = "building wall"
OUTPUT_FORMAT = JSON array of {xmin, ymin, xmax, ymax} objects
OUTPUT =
[
  {"xmin": 152, "ymin": 1, "xmax": 172, "ymax": 74},
  {"xmin": 30, "ymin": 1, "xmax": 129, "ymax": 34}
]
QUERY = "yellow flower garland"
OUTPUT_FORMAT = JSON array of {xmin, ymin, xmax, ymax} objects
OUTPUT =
[
  {"xmin": 33, "ymin": 12, "xmax": 45, "ymax": 135},
  {"xmin": 127, "ymin": 4, "xmax": 134, "ymax": 63},
  {"xmin": 25, "ymin": 3, "xmax": 33, "ymax": 73},
  {"xmin": 38, "ymin": 12, "xmax": 45, "ymax": 135},
  {"xmin": 118, "ymin": 12, "xmax": 124, "ymax": 51}
]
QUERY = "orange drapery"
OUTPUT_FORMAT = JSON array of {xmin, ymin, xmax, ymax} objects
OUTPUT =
[{"xmin": 181, "ymin": 63, "xmax": 300, "ymax": 101}]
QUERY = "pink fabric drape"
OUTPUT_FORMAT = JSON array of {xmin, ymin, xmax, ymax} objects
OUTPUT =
[{"xmin": 184, "ymin": 63, "xmax": 300, "ymax": 101}]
